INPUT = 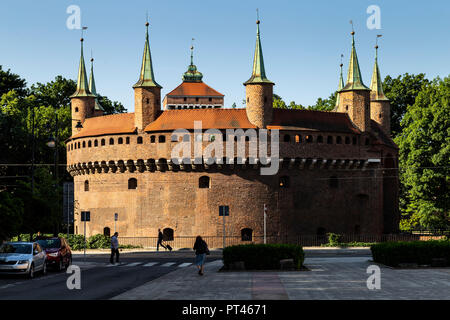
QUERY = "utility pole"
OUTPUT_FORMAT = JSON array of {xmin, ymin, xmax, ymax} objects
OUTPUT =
[{"xmin": 264, "ymin": 204, "xmax": 267, "ymax": 244}]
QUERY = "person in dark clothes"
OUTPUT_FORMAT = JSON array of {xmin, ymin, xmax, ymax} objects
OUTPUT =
[
  {"xmin": 193, "ymin": 236, "xmax": 209, "ymax": 275},
  {"xmin": 110, "ymin": 232, "xmax": 119, "ymax": 264},
  {"xmin": 157, "ymin": 229, "xmax": 167, "ymax": 251}
]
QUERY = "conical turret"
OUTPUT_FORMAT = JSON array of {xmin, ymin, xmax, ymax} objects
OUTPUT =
[
  {"xmin": 337, "ymin": 31, "xmax": 371, "ymax": 132},
  {"xmin": 244, "ymin": 19, "xmax": 274, "ymax": 128},
  {"xmin": 89, "ymin": 57, "xmax": 104, "ymax": 114},
  {"xmin": 134, "ymin": 21, "xmax": 162, "ymax": 130},
  {"xmin": 133, "ymin": 22, "xmax": 161, "ymax": 88},
  {"xmin": 370, "ymin": 43, "xmax": 391, "ymax": 135},
  {"xmin": 70, "ymin": 38, "xmax": 96, "ymax": 133}
]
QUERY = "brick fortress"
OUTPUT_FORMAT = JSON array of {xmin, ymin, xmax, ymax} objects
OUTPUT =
[{"xmin": 66, "ymin": 20, "xmax": 399, "ymax": 240}]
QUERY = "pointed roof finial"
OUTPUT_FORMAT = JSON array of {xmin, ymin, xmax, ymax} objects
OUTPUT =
[
  {"xmin": 244, "ymin": 11, "xmax": 273, "ymax": 85},
  {"xmin": 71, "ymin": 31, "xmax": 95, "ymax": 98},
  {"xmin": 341, "ymin": 24, "xmax": 369, "ymax": 91},
  {"xmin": 370, "ymin": 35, "xmax": 388, "ymax": 100},
  {"xmin": 133, "ymin": 18, "xmax": 161, "ymax": 88}
]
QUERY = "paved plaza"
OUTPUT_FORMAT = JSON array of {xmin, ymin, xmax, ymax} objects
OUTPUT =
[{"xmin": 113, "ymin": 256, "xmax": 450, "ymax": 300}]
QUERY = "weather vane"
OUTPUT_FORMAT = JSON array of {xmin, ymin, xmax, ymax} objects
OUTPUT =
[
  {"xmin": 349, "ymin": 20, "xmax": 354, "ymax": 33},
  {"xmin": 340, "ymin": 54, "xmax": 344, "ymax": 67},
  {"xmin": 376, "ymin": 34, "xmax": 382, "ymax": 48},
  {"xmin": 81, "ymin": 26, "xmax": 88, "ymax": 39}
]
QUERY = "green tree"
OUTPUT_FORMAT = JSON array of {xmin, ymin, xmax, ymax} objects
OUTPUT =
[
  {"xmin": 395, "ymin": 76, "xmax": 450, "ymax": 229},
  {"xmin": 0, "ymin": 65, "xmax": 28, "ymax": 97},
  {"xmin": 383, "ymin": 73, "xmax": 429, "ymax": 137},
  {"xmin": 0, "ymin": 190, "xmax": 24, "ymax": 241},
  {"xmin": 273, "ymin": 94, "xmax": 287, "ymax": 109},
  {"xmin": 308, "ymin": 92, "xmax": 337, "ymax": 111},
  {"xmin": 98, "ymin": 95, "xmax": 126, "ymax": 115}
]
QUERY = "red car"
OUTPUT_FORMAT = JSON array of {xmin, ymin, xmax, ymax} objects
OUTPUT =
[{"xmin": 36, "ymin": 237, "xmax": 72, "ymax": 271}]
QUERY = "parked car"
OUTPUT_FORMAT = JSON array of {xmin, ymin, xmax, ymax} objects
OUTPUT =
[
  {"xmin": 0, "ymin": 242, "xmax": 47, "ymax": 278},
  {"xmin": 36, "ymin": 237, "xmax": 72, "ymax": 271}
]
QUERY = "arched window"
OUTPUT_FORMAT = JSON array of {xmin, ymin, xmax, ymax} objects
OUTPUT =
[
  {"xmin": 279, "ymin": 176, "xmax": 290, "ymax": 188},
  {"xmin": 159, "ymin": 135, "xmax": 166, "ymax": 143},
  {"xmin": 84, "ymin": 180, "xmax": 89, "ymax": 192},
  {"xmin": 329, "ymin": 176, "xmax": 339, "ymax": 188},
  {"xmin": 163, "ymin": 228, "xmax": 174, "ymax": 241},
  {"xmin": 183, "ymin": 134, "xmax": 190, "ymax": 142},
  {"xmin": 199, "ymin": 176, "xmax": 210, "ymax": 188},
  {"xmin": 94, "ymin": 140, "xmax": 98, "ymax": 147},
  {"xmin": 82, "ymin": 141, "xmax": 86, "ymax": 148},
  {"xmin": 336, "ymin": 136, "xmax": 342, "ymax": 144},
  {"xmin": 241, "ymin": 228, "xmax": 253, "ymax": 241},
  {"xmin": 103, "ymin": 227, "xmax": 110, "ymax": 237},
  {"xmin": 128, "ymin": 178, "xmax": 137, "ymax": 190},
  {"xmin": 74, "ymin": 143, "xmax": 76, "ymax": 150},
  {"xmin": 118, "ymin": 137, "xmax": 123, "ymax": 144},
  {"xmin": 75, "ymin": 107, "xmax": 79, "ymax": 112},
  {"xmin": 101, "ymin": 139, "xmax": 105, "ymax": 146},
  {"xmin": 295, "ymin": 135, "xmax": 301, "ymax": 143},
  {"xmin": 353, "ymin": 137, "xmax": 357, "ymax": 145},
  {"xmin": 88, "ymin": 141, "xmax": 92, "ymax": 147},
  {"xmin": 171, "ymin": 135, "xmax": 179, "ymax": 142},
  {"xmin": 283, "ymin": 134, "xmax": 291, "ymax": 142},
  {"xmin": 150, "ymin": 135, "xmax": 156, "ymax": 143},
  {"xmin": 317, "ymin": 135, "xmax": 323, "ymax": 143},
  {"xmin": 137, "ymin": 137, "xmax": 143, "ymax": 144},
  {"xmin": 345, "ymin": 137, "xmax": 350, "ymax": 144},
  {"xmin": 77, "ymin": 142, "xmax": 80, "ymax": 148},
  {"xmin": 306, "ymin": 135, "xmax": 313, "ymax": 143},
  {"xmin": 126, "ymin": 137, "xmax": 130, "ymax": 144},
  {"xmin": 109, "ymin": 138, "xmax": 114, "ymax": 145},
  {"xmin": 327, "ymin": 136, "xmax": 333, "ymax": 144}
]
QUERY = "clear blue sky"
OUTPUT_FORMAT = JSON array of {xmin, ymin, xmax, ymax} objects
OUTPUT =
[{"xmin": 1, "ymin": 0, "xmax": 449, "ymax": 111}]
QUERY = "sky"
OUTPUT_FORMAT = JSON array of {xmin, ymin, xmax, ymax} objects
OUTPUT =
[{"xmin": 0, "ymin": 0, "xmax": 449, "ymax": 111}]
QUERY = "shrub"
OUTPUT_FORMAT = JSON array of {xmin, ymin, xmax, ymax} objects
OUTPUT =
[
  {"xmin": 60, "ymin": 234, "xmax": 87, "ymax": 251},
  {"xmin": 223, "ymin": 244, "xmax": 304, "ymax": 270},
  {"xmin": 327, "ymin": 233, "xmax": 341, "ymax": 246},
  {"xmin": 88, "ymin": 234, "xmax": 110, "ymax": 249},
  {"xmin": 371, "ymin": 240, "xmax": 450, "ymax": 267}
]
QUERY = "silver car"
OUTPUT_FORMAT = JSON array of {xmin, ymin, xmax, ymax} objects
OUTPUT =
[{"xmin": 0, "ymin": 242, "xmax": 47, "ymax": 278}]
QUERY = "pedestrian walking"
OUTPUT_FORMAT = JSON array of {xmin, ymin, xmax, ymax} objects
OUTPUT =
[
  {"xmin": 157, "ymin": 229, "xmax": 168, "ymax": 251},
  {"xmin": 193, "ymin": 236, "xmax": 209, "ymax": 276},
  {"xmin": 110, "ymin": 232, "xmax": 120, "ymax": 264}
]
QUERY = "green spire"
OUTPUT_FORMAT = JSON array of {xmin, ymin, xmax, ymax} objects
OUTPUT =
[
  {"xmin": 182, "ymin": 45, "xmax": 203, "ymax": 82},
  {"xmin": 370, "ymin": 45, "xmax": 389, "ymax": 100},
  {"xmin": 341, "ymin": 32, "xmax": 369, "ymax": 91},
  {"xmin": 335, "ymin": 62, "xmax": 345, "ymax": 108},
  {"xmin": 71, "ymin": 38, "xmax": 95, "ymax": 98},
  {"xmin": 89, "ymin": 58, "xmax": 104, "ymax": 111},
  {"xmin": 133, "ymin": 22, "xmax": 161, "ymax": 88},
  {"xmin": 244, "ymin": 20, "xmax": 273, "ymax": 85}
]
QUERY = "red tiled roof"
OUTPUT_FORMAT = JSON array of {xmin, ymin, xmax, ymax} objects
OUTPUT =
[
  {"xmin": 268, "ymin": 109, "xmax": 360, "ymax": 134},
  {"xmin": 70, "ymin": 113, "xmax": 136, "ymax": 139},
  {"xmin": 166, "ymin": 82, "xmax": 224, "ymax": 97},
  {"xmin": 145, "ymin": 109, "xmax": 255, "ymax": 131}
]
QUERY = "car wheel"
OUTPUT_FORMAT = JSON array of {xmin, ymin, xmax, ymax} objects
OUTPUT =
[
  {"xmin": 28, "ymin": 264, "xmax": 35, "ymax": 279},
  {"xmin": 42, "ymin": 262, "xmax": 47, "ymax": 275},
  {"xmin": 58, "ymin": 258, "xmax": 64, "ymax": 271}
]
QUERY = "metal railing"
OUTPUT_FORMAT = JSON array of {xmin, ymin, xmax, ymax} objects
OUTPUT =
[{"xmin": 117, "ymin": 233, "xmax": 447, "ymax": 249}]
